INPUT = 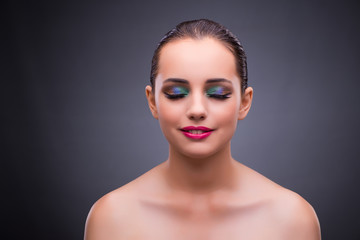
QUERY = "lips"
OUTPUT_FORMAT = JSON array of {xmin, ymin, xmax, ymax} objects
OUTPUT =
[{"xmin": 180, "ymin": 126, "xmax": 214, "ymax": 140}]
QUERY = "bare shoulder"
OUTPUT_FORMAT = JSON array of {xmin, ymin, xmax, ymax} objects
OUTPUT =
[
  {"xmin": 270, "ymin": 188, "xmax": 321, "ymax": 239},
  {"xmin": 238, "ymin": 163, "xmax": 321, "ymax": 239},
  {"xmin": 84, "ymin": 165, "xmax": 162, "ymax": 240},
  {"xmin": 84, "ymin": 184, "xmax": 138, "ymax": 240}
]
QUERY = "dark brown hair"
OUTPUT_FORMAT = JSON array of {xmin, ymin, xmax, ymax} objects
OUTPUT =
[{"xmin": 150, "ymin": 19, "xmax": 248, "ymax": 93}]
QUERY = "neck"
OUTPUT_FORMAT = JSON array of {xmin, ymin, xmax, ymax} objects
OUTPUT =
[{"xmin": 163, "ymin": 142, "xmax": 238, "ymax": 194}]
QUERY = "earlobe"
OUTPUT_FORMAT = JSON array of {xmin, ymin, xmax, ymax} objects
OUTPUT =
[
  {"xmin": 238, "ymin": 87, "xmax": 253, "ymax": 120},
  {"xmin": 145, "ymin": 85, "xmax": 158, "ymax": 119}
]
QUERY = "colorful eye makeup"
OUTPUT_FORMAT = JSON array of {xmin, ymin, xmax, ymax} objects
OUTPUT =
[
  {"xmin": 206, "ymin": 86, "xmax": 231, "ymax": 99},
  {"xmin": 164, "ymin": 86, "xmax": 189, "ymax": 99},
  {"xmin": 163, "ymin": 85, "xmax": 231, "ymax": 100}
]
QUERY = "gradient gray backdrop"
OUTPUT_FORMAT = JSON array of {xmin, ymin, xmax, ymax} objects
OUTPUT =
[{"xmin": 4, "ymin": 0, "xmax": 360, "ymax": 239}]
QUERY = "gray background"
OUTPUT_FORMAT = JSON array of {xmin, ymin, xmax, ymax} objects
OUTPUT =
[{"xmin": 4, "ymin": 0, "xmax": 360, "ymax": 239}]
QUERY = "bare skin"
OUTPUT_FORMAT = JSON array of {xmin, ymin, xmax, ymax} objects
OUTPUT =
[
  {"xmin": 85, "ymin": 161, "xmax": 320, "ymax": 240},
  {"xmin": 84, "ymin": 38, "xmax": 321, "ymax": 240}
]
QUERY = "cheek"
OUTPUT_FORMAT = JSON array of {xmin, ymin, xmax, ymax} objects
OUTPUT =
[
  {"xmin": 156, "ymin": 99, "xmax": 183, "ymax": 129},
  {"xmin": 211, "ymin": 100, "xmax": 239, "ymax": 126}
]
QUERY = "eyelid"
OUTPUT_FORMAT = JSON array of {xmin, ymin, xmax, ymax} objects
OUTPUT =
[
  {"xmin": 206, "ymin": 86, "xmax": 232, "ymax": 100},
  {"xmin": 206, "ymin": 86, "xmax": 231, "ymax": 94},
  {"xmin": 165, "ymin": 86, "xmax": 188, "ymax": 93},
  {"xmin": 163, "ymin": 85, "xmax": 189, "ymax": 99}
]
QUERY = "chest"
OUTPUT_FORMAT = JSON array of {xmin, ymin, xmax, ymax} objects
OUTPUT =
[{"xmin": 126, "ymin": 202, "xmax": 282, "ymax": 240}]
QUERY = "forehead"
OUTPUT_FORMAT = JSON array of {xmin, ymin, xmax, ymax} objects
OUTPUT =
[{"xmin": 157, "ymin": 38, "xmax": 238, "ymax": 82}]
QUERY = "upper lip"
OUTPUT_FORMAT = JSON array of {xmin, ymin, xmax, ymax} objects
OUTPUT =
[{"xmin": 180, "ymin": 126, "xmax": 213, "ymax": 131}]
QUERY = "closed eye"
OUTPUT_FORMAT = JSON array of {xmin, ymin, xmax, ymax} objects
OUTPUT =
[
  {"xmin": 163, "ymin": 86, "xmax": 189, "ymax": 100},
  {"xmin": 206, "ymin": 86, "xmax": 231, "ymax": 100},
  {"xmin": 164, "ymin": 93, "xmax": 187, "ymax": 99},
  {"xmin": 207, "ymin": 93, "xmax": 231, "ymax": 99}
]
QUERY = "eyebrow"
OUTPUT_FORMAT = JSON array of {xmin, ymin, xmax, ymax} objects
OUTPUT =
[
  {"xmin": 163, "ymin": 78, "xmax": 233, "ymax": 84},
  {"xmin": 206, "ymin": 78, "xmax": 233, "ymax": 84},
  {"xmin": 163, "ymin": 78, "xmax": 189, "ymax": 84}
]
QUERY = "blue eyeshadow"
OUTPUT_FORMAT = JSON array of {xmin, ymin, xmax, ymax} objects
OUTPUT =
[{"xmin": 207, "ymin": 86, "xmax": 225, "ymax": 95}]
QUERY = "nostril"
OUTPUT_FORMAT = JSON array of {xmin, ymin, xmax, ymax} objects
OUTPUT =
[{"xmin": 189, "ymin": 114, "xmax": 206, "ymax": 121}]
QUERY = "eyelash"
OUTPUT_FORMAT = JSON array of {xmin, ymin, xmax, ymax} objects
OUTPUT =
[
  {"xmin": 206, "ymin": 93, "xmax": 231, "ymax": 99},
  {"xmin": 164, "ymin": 93, "xmax": 187, "ymax": 99}
]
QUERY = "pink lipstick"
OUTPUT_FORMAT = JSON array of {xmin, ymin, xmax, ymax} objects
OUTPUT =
[{"xmin": 180, "ymin": 126, "xmax": 214, "ymax": 140}]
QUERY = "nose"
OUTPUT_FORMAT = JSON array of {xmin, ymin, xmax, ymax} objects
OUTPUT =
[{"xmin": 186, "ymin": 92, "xmax": 207, "ymax": 121}]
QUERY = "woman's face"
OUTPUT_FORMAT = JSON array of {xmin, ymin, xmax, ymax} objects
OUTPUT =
[{"xmin": 146, "ymin": 37, "xmax": 252, "ymax": 159}]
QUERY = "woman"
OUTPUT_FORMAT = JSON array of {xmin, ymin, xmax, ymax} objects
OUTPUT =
[{"xmin": 84, "ymin": 19, "xmax": 321, "ymax": 240}]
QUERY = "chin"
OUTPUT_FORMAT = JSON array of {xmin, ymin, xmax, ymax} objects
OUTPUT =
[{"xmin": 177, "ymin": 144, "xmax": 224, "ymax": 160}]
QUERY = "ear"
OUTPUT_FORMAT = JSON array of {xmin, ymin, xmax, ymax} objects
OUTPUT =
[
  {"xmin": 238, "ymin": 87, "xmax": 253, "ymax": 120},
  {"xmin": 145, "ymin": 85, "xmax": 158, "ymax": 119}
]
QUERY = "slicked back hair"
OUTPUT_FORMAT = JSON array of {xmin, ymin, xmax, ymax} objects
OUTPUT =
[{"xmin": 150, "ymin": 19, "xmax": 248, "ymax": 94}]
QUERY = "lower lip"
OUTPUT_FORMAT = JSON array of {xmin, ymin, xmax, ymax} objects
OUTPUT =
[{"xmin": 181, "ymin": 131, "xmax": 213, "ymax": 140}]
